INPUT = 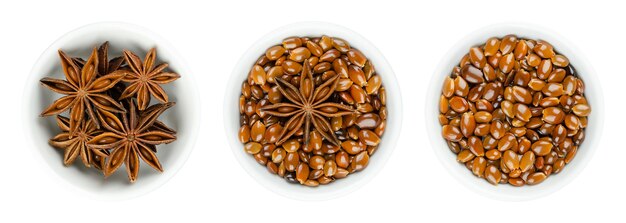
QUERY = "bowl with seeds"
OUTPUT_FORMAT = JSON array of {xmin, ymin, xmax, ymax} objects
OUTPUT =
[
  {"xmin": 225, "ymin": 22, "xmax": 401, "ymax": 200},
  {"xmin": 428, "ymin": 23, "xmax": 604, "ymax": 200},
  {"xmin": 24, "ymin": 22, "xmax": 199, "ymax": 199}
]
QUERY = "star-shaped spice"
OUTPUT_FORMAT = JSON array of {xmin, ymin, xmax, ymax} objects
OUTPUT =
[
  {"xmin": 114, "ymin": 48, "xmax": 180, "ymax": 110},
  {"xmin": 73, "ymin": 42, "xmax": 125, "ymax": 76},
  {"xmin": 40, "ymin": 48, "xmax": 127, "ymax": 135},
  {"xmin": 49, "ymin": 116, "xmax": 108, "ymax": 168},
  {"xmin": 261, "ymin": 59, "xmax": 355, "ymax": 146},
  {"xmin": 87, "ymin": 100, "xmax": 176, "ymax": 182}
]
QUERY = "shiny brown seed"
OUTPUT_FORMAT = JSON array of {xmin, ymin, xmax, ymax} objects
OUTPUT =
[
  {"xmin": 282, "ymin": 37, "xmax": 302, "ymax": 49},
  {"xmin": 238, "ymin": 125, "xmax": 250, "ymax": 143},
  {"xmin": 282, "ymin": 60, "xmax": 302, "ymax": 75},
  {"xmin": 324, "ymin": 160, "xmax": 338, "ymax": 177},
  {"xmin": 468, "ymin": 136, "xmax": 485, "ymax": 157},
  {"xmin": 283, "ymin": 139, "xmax": 300, "ymax": 153},
  {"xmin": 537, "ymin": 59, "xmax": 553, "ymax": 79},
  {"xmin": 460, "ymin": 112, "xmax": 476, "ymax": 137},
  {"xmin": 572, "ymin": 104, "xmax": 591, "ymax": 117},
  {"xmin": 474, "ymin": 111, "xmax": 493, "ymax": 123},
  {"xmin": 366, "ymin": 75, "xmax": 382, "ymax": 94},
  {"xmin": 265, "ymin": 45, "xmax": 286, "ymax": 61},
  {"xmin": 351, "ymin": 151, "xmax": 369, "ymax": 172},
  {"xmin": 472, "ymin": 157, "xmax": 487, "ymax": 177},
  {"xmin": 542, "ymin": 107, "xmax": 565, "ymax": 124},
  {"xmin": 449, "ymin": 96, "xmax": 469, "ymax": 113},
  {"xmin": 457, "ymin": 150, "xmax": 475, "ymax": 163},
  {"xmin": 526, "ymin": 172, "xmax": 547, "ymax": 185},
  {"xmin": 341, "ymin": 140, "xmax": 364, "ymax": 155},
  {"xmin": 513, "ymin": 103, "xmax": 532, "ymax": 122},
  {"xmin": 485, "ymin": 149, "xmax": 501, "ymax": 160},
  {"xmin": 542, "ymin": 83, "xmax": 564, "ymax": 97},
  {"xmin": 359, "ymin": 130, "xmax": 381, "ymax": 146},
  {"xmin": 528, "ymin": 78, "xmax": 546, "ymax": 91},
  {"xmin": 485, "ymin": 165, "xmax": 502, "ymax": 185},
  {"xmin": 356, "ymin": 113, "xmax": 381, "ymax": 129},
  {"xmin": 454, "ymin": 76, "xmax": 469, "ymax": 97},
  {"xmin": 461, "ymin": 64, "xmax": 485, "ymax": 84},
  {"xmin": 534, "ymin": 40, "xmax": 555, "ymax": 59},
  {"xmin": 500, "ymin": 35, "xmax": 517, "ymax": 55},
  {"xmin": 347, "ymin": 49, "xmax": 367, "ymax": 67},
  {"xmin": 334, "ymin": 168, "xmax": 349, "ymax": 179},
  {"xmin": 350, "ymin": 85, "xmax": 367, "ymax": 104},
  {"xmin": 251, "ymin": 121, "xmax": 266, "ymax": 142},
  {"xmin": 442, "ymin": 76, "xmax": 455, "ymax": 98},
  {"xmin": 250, "ymin": 65, "xmax": 266, "ymax": 85},
  {"xmin": 498, "ymin": 133, "xmax": 518, "ymax": 152},
  {"xmin": 484, "ymin": 37, "xmax": 501, "ymax": 56},
  {"xmin": 564, "ymin": 114, "xmax": 581, "ymax": 130},
  {"xmin": 490, "ymin": 120, "xmax": 505, "ymax": 139},
  {"xmin": 244, "ymin": 142, "xmax": 262, "ymax": 154},
  {"xmin": 531, "ymin": 140, "xmax": 553, "ymax": 156},
  {"xmin": 309, "ymin": 155, "xmax": 325, "ymax": 170},
  {"xmin": 519, "ymin": 151, "xmax": 535, "ymax": 172},
  {"xmin": 513, "ymin": 40, "xmax": 528, "ymax": 60},
  {"xmin": 332, "ymin": 38, "xmax": 351, "ymax": 53},
  {"xmin": 442, "ymin": 125, "xmax": 463, "ymax": 142},
  {"xmin": 296, "ymin": 163, "xmax": 310, "ymax": 184},
  {"xmin": 512, "ymin": 86, "xmax": 532, "ymax": 104},
  {"xmin": 306, "ymin": 41, "xmax": 324, "ymax": 57},
  {"xmin": 348, "ymin": 65, "xmax": 367, "ymax": 86},
  {"xmin": 469, "ymin": 47, "xmax": 486, "ymax": 68},
  {"xmin": 502, "ymin": 150, "xmax": 520, "ymax": 170}
]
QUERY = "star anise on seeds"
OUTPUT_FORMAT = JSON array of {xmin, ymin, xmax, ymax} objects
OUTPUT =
[
  {"xmin": 114, "ymin": 48, "xmax": 180, "ymax": 110},
  {"xmin": 261, "ymin": 60, "xmax": 355, "ymax": 146},
  {"xmin": 87, "ymin": 100, "xmax": 176, "ymax": 182},
  {"xmin": 49, "ymin": 116, "xmax": 108, "ymax": 167},
  {"xmin": 40, "ymin": 48, "xmax": 127, "ymax": 135}
]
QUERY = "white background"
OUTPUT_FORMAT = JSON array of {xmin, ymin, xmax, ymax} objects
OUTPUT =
[{"xmin": 1, "ymin": 0, "xmax": 624, "ymax": 222}]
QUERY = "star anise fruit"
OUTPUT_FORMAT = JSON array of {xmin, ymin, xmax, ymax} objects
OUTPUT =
[
  {"xmin": 49, "ymin": 116, "xmax": 108, "ymax": 168},
  {"xmin": 87, "ymin": 100, "xmax": 176, "ymax": 182},
  {"xmin": 73, "ymin": 41, "xmax": 125, "ymax": 76},
  {"xmin": 40, "ymin": 48, "xmax": 127, "ymax": 135},
  {"xmin": 261, "ymin": 59, "xmax": 355, "ymax": 146},
  {"xmin": 113, "ymin": 48, "xmax": 180, "ymax": 110}
]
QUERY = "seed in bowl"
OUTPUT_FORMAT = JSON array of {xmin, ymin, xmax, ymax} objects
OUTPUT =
[
  {"xmin": 40, "ymin": 42, "xmax": 180, "ymax": 183},
  {"xmin": 239, "ymin": 36, "xmax": 387, "ymax": 186},
  {"xmin": 439, "ymin": 35, "xmax": 590, "ymax": 186}
]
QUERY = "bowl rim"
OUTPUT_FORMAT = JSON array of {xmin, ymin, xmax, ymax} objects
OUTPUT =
[
  {"xmin": 21, "ymin": 21, "xmax": 201, "ymax": 200},
  {"xmin": 223, "ymin": 21, "xmax": 403, "ymax": 201},
  {"xmin": 426, "ymin": 22, "xmax": 605, "ymax": 201}
]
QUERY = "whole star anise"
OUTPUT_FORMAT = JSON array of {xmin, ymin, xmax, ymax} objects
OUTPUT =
[
  {"xmin": 87, "ymin": 100, "xmax": 176, "ymax": 182},
  {"xmin": 114, "ymin": 48, "xmax": 180, "ymax": 110},
  {"xmin": 261, "ymin": 60, "xmax": 355, "ymax": 146},
  {"xmin": 49, "ymin": 116, "xmax": 108, "ymax": 168},
  {"xmin": 40, "ymin": 48, "xmax": 127, "ymax": 135}
]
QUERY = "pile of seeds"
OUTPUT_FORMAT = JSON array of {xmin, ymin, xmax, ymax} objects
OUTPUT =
[
  {"xmin": 40, "ymin": 42, "xmax": 180, "ymax": 183},
  {"xmin": 439, "ymin": 35, "xmax": 591, "ymax": 186},
  {"xmin": 238, "ymin": 36, "xmax": 387, "ymax": 186}
]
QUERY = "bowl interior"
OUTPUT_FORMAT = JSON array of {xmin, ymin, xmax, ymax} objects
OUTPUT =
[
  {"xmin": 427, "ymin": 23, "xmax": 604, "ymax": 201},
  {"xmin": 225, "ymin": 22, "xmax": 402, "ymax": 200},
  {"xmin": 25, "ymin": 22, "xmax": 198, "ymax": 199}
]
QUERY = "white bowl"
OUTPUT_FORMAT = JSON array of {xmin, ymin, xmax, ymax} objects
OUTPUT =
[
  {"xmin": 427, "ymin": 23, "xmax": 605, "ymax": 201},
  {"xmin": 23, "ymin": 22, "xmax": 200, "ymax": 200},
  {"xmin": 224, "ymin": 22, "xmax": 402, "ymax": 200}
]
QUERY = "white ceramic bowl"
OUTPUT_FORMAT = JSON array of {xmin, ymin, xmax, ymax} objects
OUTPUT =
[
  {"xmin": 23, "ymin": 22, "xmax": 200, "ymax": 200},
  {"xmin": 224, "ymin": 22, "xmax": 402, "ymax": 200},
  {"xmin": 427, "ymin": 23, "xmax": 605, "ymax": 201}
]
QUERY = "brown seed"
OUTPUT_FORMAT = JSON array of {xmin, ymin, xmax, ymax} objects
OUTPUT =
[
  {"xmin": 348, "ymin": 65, "xmax": 367, "ymax": 86},
  {"xmin": 500, "ymin": 35, "xmax": 517, "ymax": 55},
  {"xmin": 460, "ymin": 112, "xmax": 476, "ymax": 137},
  {"xmin": 309, "ymin": 155, "xmax": 325, "ymax": 170},
  {"xmin": 332, "ymin": 38, "xmax": 350, "ymax": 53},
  {"xmin": 564, "ymin": 114, "xmax": 580, "ymax": 130},
  {"xmin": 528, "ymin": 78, "xmax": 546, "ymax": 91},
  {"xmin": 502, "ymin": 150, "xmax": 520, "ymax": 170},
  {"xmin": 359, "ymin": 130, "xmax": 381, "ymax": 146},
  {"xmin": 443, "ymin": 125, "xmax": 463, "ymax": 142},
  {"xmin": 457, "ymin": 150, "xmax": 475, "ymax": 163},
  {"xmin": 513, "ymin": 103, "xmax": 532, "ymax": 122},
  {"xmin": 323, "ymin": 160, "xmax": 338, "ymax": 177},
  {"xmin": 251, "ymin": 120, "xmax": 266, "ymax": 142},
  {"xmin": 513, "ymin": 40, "xmax": 529, "ymax": 60},
  {"xmin": 265, "ymin": 46, "xmax": 286, "ymax": 61},
  {"xmin": 537, "ymin": 59, "xmax": 553, "ymax": 79},
  {"xmin": 484, "ymin": 37, "xmax": 501, "ymax": 56},
  {"xmin": 244, "ymin": 142, "xmax": 262, "ymax": 154},
  {"xmin": 454, "ymin": 76, "xmax": 469, "ymax": 97},
  {"xmin": 472, "ymin": 157, "xmax": 487, "ymax": 177},
  {"xmin": 271, "ymin": 148, "xmax": 286, "ymax": 163},
  {"xmin": 474, "ymin": 111, "xmax": 493, "ymax": 123},
  {"xmin": 461, "ymin": 64, "xmax": 485, "ymax": 84},
  {"xmin": 519, "ymin": 151, "xmax": 535, "ymax": 172},
  {"xmin": 296, "ymin": 163, "xmax": 310, "ymax": 184},
  {"xmin": 250, "ymin": 65, "xmax": 266, "ymax": 85},
  {"xmin": 485, "ymin": 165, "xmax": 502, "ymax": 185},
  {"xmin": 534, "ymin": 40, "xmax": 555, "ymax": 59},
  {"xmin": 366, "ymin": 75, "xmax": 382, "ymax": 94},
  {"xmin": 485, "ymin": 149, "xmax": 501, "ymax": 160},
  {"xmin": 442, "ymin": 76, "xmax": 455, "ymax": 98},
  {"xmin": 490, "ymin": 120, "xmax": 505, "ymax": 139},
  {"xmin": 306, "ymin": 41, "xmax": 324, "ymax": 57},
  {"xmin": 542, "ymin": 107, "xmax": 565, "ymax": 124},
  {"xmin": 499, "ymin": 53, "xmax": 515, "ymax": 74},
  {"xmin": 335, "ymin": 151, "xmax": 350, "ymax": 168},
  {"xmin": 282, "ymin": 37, "xmax": 302, "ymax": 50},
  {"xmin": 512, "ymin": 86, "xmax": 532, "ymax": 104},
  {"xmin": 347, "ymin": 49, "xmax": 367, "ymax": 67},
  {"xmin": 283, "ymin": 139, "xmax": 301, "ymax": 153},
  {"xmin": 341, "ymin": 140, "xmax": 364, "ymax": 155},
  {"xmin": 351, "ymin": 151, "xmax": 369, "ymax": 172},
  {"xmin": 449, "ymin": 96, "xmax": 469, "ymax": 113},
  {"xmin": 526, "ymin": 172, "xmax": 547, "ymax": 185},
  {"xmin": 238, "ymin": 125, "xmax": 250, "ymax": 143},
  {"xmin": 572, "ymin": 104, "xmax": 591, "ymax": 117},
  {"xmin": 356, "ymin": 113, "xmax": 381, "ymax": 129},
  {"xmin": 334, "ymin": 168, "xmax": 349, "ymax": 179},
  {"xmin": 542, "ymin": 83, "xmax": 564, "ymax": 97},
  {"xmin": 498, "ymin": 133, "xmax": 518, "ymax": 152},
  {"xmin": 468, "ymin": 136, "xmax": 485, "ymax": 157},
  {"xmin": 531, "ymin": 140, "xmax": 553, "ymax": 156},
  {"xmin": 282, "ymin": 60, "xmax": 302, "ymax": 75}
]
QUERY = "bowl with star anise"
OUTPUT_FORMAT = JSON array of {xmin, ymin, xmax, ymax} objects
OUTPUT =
[
  {"xmin": 225, "ymin": 22, "xmax": 402, "ymax": 200},
  {"xmin": 24, "ymin": 22, "xmax": 199, "ymax": 199}
]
